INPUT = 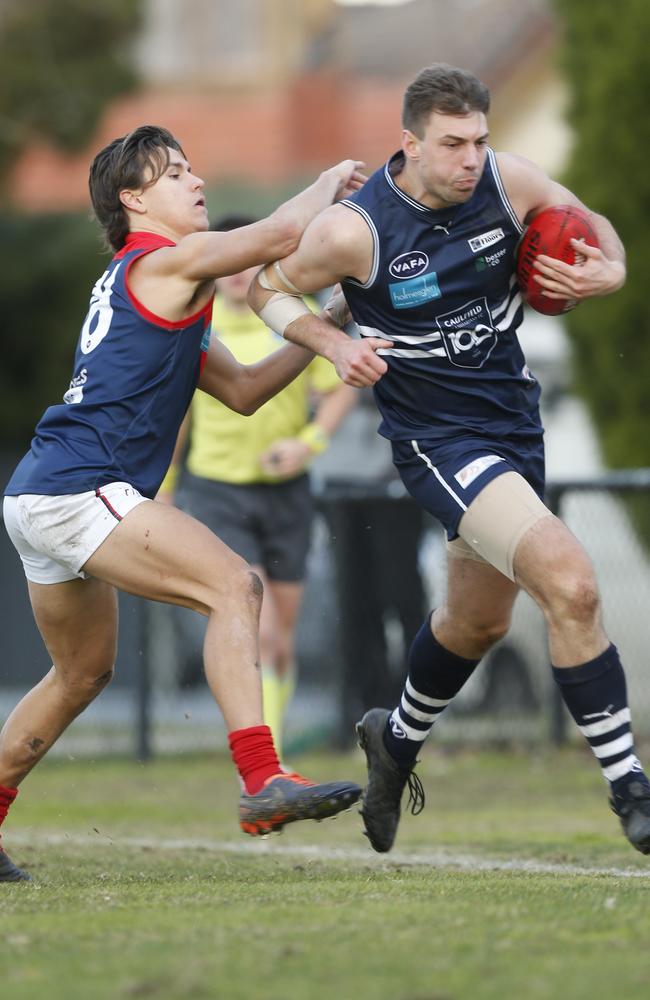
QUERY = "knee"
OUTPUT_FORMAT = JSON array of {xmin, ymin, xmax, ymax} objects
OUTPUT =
[
  {"xmin": 56, "ymin": 663, "xmax": 115, "ymax": 707},
  {"xmin": 467, "ymin": 619, "xmax": 510, "ymax": 656},
  {"xmin": 435, "ymin": 608, "xmax": 511, "ymax": 659},
  {"xmin": 247, "ymin": 570, "xmax": 264, "ymax": 604},
  {"xmin": 545, "ymin": 569, "xmax": 601, "ymax": 626},
  {"xmin": 205, "ymin": 557, "xmax": 264, "ymax": 612},
  {"xmin": 222, "ymin": 565, "xmax": 264, "ymax": 614}
]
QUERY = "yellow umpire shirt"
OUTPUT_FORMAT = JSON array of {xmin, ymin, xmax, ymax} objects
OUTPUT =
[{"xmin": 186, "ymin": 299, "xmax": 341, "ymax": 485}]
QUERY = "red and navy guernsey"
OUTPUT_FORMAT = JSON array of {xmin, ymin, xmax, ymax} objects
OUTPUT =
[{"xmin": 5, "ymin": 232, "xmax": 212, "ymax": 500}]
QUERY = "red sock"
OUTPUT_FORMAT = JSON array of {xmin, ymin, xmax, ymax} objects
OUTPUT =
[
  {"xmin": 0, "ymin": 785, "xmax": 18, "ymax": 828},
  {"xmin": 228, "ymin": 725, "xmax": 282, "ymax": 794}
]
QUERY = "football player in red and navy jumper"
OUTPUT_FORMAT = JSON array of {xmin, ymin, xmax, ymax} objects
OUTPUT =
[
  {"xmin": 249, "ymin": 65, "xmax": 650, "ymax": 858},
  {"xmin": 0, "ymin": 125, "xmax": 367, "ymax": 881}
]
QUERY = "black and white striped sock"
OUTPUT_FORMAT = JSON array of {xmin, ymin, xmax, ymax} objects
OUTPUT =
[
  {"xmin": 384, "ymin": 617, "xmax": 480, "ymax": 767},
  {"xmin": 553, "ymin": 644, "xmax": 649, "ymax": 794}
]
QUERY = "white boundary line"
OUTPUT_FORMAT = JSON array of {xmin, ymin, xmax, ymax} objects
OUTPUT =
[{"xmin": 10, "ymin": 831, "xmax": 650, "ymax": 880}]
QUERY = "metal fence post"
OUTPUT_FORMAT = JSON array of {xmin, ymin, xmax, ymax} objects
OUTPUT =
[{"xmin": 135, "ymin": 598, "xmax": 152, "ymax": 761}]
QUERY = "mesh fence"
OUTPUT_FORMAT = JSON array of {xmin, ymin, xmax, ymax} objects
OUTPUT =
[{"xmin": 1, "ymin": 473, "xmax": 649, "ymax": 758}]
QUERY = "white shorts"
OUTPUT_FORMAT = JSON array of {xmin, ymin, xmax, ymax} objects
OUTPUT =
[{"xmin": 3, "ymin": 483, "xmax": 148, "ymax": 585}]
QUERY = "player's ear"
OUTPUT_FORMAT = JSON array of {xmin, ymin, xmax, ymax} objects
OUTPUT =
[
  {"xmin": 119, "ymin": 188, "xmax": 146, "ymax": 214},
  {"xmin": 401, "ymin": 129, "xmax": 421, "ymax": 162}
]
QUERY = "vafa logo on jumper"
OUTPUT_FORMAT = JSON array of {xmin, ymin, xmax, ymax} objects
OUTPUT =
[
  {"xmin": 389, "ymin": 250, "xmax": 429, "ymax": 279},
  {"xmin": 468, "ymin": 228, "xmax": 505, "ymax": 253}
]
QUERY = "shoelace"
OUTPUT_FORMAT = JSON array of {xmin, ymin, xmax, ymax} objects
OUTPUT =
[{"xmin": 405, "ymin": 771, "xmax": 425, "ymax": 816}]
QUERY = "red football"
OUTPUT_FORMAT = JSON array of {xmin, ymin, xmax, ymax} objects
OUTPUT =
[{"xmin": 516, "ymin": 204, "xmax": 599, "ymax": 315}]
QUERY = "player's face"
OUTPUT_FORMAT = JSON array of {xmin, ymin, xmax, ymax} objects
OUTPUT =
[
  {"xmin": 136, "ymin": 148, "xmax": 209, "ymax": 237},
  {"xmin": 401, "ymin": 111, "xmax": 489, "ymax": 209}
]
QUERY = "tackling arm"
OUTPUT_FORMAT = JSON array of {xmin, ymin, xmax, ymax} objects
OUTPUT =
[
  {"xmin": 247, "ymin": 205, "xmax": 393, "ymax": 387},
  {"xmin": 151, "ymin": 160, "xmax": 368, "ymax": 285},
  {"xmin": 197, "ymin": 331, "xmax": 315, "ymax": 416},
  {"xmin": 126, "ymin": 160, "xmax": 368, "ymax": 323}
]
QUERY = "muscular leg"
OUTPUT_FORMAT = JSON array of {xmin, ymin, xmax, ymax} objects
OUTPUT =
[
  {"xmin": 84, "ymin": 500, "xmax": 264, "ymax": 730},
  {"xmin": 0, "ymin": 576, "xmax": 117, "ymax": 787},
  {"xmin": 358, "ymin": 553, "xmax": 520, "ymax": 853},
  {"xmin": 382, "ymin": 554, "xmax": 519, "ymax": 762},
  {"xmin": 453, "ymin": 472, "xmax": 607, "ymax": 665},
  {"xmin": 1, "ymin": 498, "xmax": 360, "ymax": 853},
  {"xmin": 433, "ymin": 553, "xmax": 520, "ymax": 659},
  {"xmin": 512, "ymin": 514, "xmax": 607, "ymax": 666},
  {"xmin": 463, "ymin": 481, "xmax": 650, "ymax": 852}
]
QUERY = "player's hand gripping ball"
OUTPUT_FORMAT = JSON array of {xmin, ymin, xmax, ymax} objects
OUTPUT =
[{"xmin": 516, "ymin": 204, "xmax": 599, "ymax": 315}]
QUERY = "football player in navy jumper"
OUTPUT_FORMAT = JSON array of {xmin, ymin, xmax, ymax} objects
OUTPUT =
[
  {"xmin": 249, "ymin": 64, "xmax": 650, "ymax": 856},
  {"xmin": 0, "ymin": 125, "xmax": 366, "ymax": 881}
]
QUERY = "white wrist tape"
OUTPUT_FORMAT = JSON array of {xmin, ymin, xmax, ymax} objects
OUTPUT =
[
  {"xmin": 259, "ymin": 261, "xmax": 304, "ymax": 296},
  {"xmin": 257, "ymin": 262, "xmax": 312, "ymax": 337}
]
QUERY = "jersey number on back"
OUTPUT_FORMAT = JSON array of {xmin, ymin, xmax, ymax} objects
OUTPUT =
[{"xmin": 80, "ymin": 263, "xmax": 122, "ymax": 355}]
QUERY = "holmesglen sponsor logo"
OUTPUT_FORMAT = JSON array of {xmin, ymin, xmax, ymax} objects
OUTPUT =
[
  {"xmin": 389, "ymin": 272, "xmax": 441, "ymax": 310},
  {"xmin": 389, "ymin": 250, "xmax": 429, "ymax": 280},
  {"xmin": 468, "ymin": 228, "xmax": 505, "ymax": 253}
]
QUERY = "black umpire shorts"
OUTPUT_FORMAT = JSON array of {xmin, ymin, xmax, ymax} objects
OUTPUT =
[{"xmin": 176, "ymin": 472, "xmax": 314, "ymax": 583}]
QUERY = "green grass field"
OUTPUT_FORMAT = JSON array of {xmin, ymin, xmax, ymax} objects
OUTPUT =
[{"xmin": 2, "ymin": 745, "xmax": 650, "ymax": 1000}]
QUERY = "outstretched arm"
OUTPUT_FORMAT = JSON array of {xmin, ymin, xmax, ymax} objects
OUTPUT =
[
  {"xmin": 128, "ymin": 160, "xmax": 367, "ymax": 321},
  {"xmin": 145, "ymin": 160, "xmax": 366, "ymax": 282},
  {"xmin": 197, "ymin": 334, "xmax": 315, "ymax": 416},
  {"xmin": 248, "ymin": 204, "xmax": 393, "ymax": 387},
  {"xmin": 499, "ymin": 152, "xmax": 626, "ymax": 305}
]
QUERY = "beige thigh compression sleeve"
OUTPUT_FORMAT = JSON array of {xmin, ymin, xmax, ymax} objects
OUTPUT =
[{"xmin": 446, "ymin": 471, "xmax": 552, "ymax": 581}]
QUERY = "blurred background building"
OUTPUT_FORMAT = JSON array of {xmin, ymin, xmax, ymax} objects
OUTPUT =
[{"xmin": 8, "ymin": 0, "xmax": 568, "ymax": 210}]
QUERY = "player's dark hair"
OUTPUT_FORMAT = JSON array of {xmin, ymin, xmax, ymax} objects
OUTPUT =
[
  {"xmin": 402, "ymin": 64, "xmax": 490, "ymax": 137},
  {"xmin": 89, "ymin": 125, "xmax": 186, "ymax": 251},
  {"xmin": 210, "ymin": 213, "xmax": 258, "ymax": 232}
]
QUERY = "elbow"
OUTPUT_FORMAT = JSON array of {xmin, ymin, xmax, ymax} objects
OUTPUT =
[
  {"xmin": 228, "ymin": 369, "xmax": 263, "ymax": 416},
  {"xmin": 269, "ymin": 214, "xmax": 302, "ymax": 259},
  {"xmin": 231, "ymin": 387, "xmax": 260, "ymax": 416},
  {"xmin": 226, "ymin": 393, "xmax": 257, "ymax": 417}
]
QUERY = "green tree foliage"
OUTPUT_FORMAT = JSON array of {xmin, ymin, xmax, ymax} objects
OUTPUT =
[
  {"xmin": 0, "ymin": 213, "xmax": 109, "ymax": 448},
  {"xmin": 555, "ymin": 0, "xmax": 650, "ymax": 468},
  {"xmin": 0, "ymin": 0, "xmax": 141, "ymax": 185}
]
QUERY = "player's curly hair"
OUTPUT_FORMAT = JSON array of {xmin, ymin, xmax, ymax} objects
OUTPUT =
[
  {"xmin": 88, "ymin": 125, "xmax": 186, "ymax": 251},
  {"xmin": 402, "ymin": 64, "xmax": 490, "ymax": 137}
]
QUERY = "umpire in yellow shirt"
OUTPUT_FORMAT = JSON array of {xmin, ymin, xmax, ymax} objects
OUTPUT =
[{"xmin": 160, "ymin": 215, "xmax": 355, "ymax": 756}]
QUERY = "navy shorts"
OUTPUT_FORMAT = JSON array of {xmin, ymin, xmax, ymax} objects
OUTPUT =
[
  {"xmin": 176, "ymin": 472, "xmax": 314, "ymax": 582},
  {"xmin": 391, "ymin": 433, "xmax": 545, "ymax": 540}
]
